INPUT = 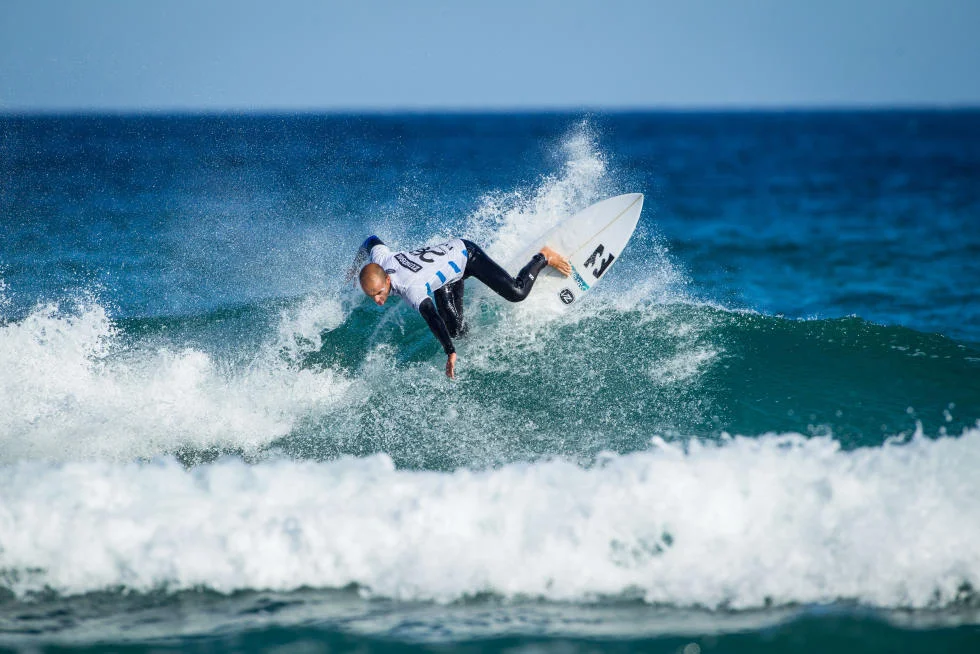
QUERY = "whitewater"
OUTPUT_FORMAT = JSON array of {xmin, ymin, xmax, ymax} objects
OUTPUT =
[{"xmin": 2, "ymin": 429, "xmax": 979, "ymax": 609}]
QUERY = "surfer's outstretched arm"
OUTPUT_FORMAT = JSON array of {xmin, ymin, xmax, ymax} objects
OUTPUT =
[{"xmin": 418, "ymin": 297, "xmax": 457, "ymax": 379}]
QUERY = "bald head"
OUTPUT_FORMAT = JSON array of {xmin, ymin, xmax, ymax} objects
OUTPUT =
[
  {"xmin": 359, "ymin": 263, "xmax": 387, "ymax": 289},
  {"xmin": 359, "ymin": 263, "xmax": 392, "ymax": 306}
]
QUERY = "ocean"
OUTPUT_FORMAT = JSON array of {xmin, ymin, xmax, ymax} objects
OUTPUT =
[{"xmin": 0, "ymin": 111, "xmax": 978, "ymax": 652}]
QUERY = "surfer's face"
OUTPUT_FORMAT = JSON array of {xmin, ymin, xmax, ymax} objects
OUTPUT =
[{"xmin": 363, "ymin": 275, "xmax": 391, "ymax": 306}]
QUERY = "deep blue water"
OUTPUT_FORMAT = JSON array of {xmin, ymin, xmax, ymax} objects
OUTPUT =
[{"xmin": 1, "ymin": 112, "xmax": 979, "ymax": 652}]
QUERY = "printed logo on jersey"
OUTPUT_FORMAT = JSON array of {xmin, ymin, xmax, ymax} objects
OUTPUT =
[
  {"xmin": 409, "ymin": 243, "xmax": 452, "ymax": 263},
  {"xmin": 559, "ymin": 288, "xmax": 575, "ymax": 305},
  {"xmin": 395, "ymin": 253, "xmax": 422, "ymax": 272}
]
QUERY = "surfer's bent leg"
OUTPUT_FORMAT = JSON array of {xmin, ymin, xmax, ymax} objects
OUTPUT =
[
  {"xmin": 461, "ymin": 239, "xmax": 547, "ymax": 303},
  {"xmin": 434, "ymin": 280, "xmax": 467, "ymax": 338}
]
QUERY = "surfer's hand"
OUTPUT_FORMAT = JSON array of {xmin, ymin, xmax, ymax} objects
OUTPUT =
[
  {"xmin": 540, "ymin": 246, "xmax": 571, "ymax": 277},
  {"xmin": 446, "ymin": 353, "xmax": 457, "ymax": 379}
]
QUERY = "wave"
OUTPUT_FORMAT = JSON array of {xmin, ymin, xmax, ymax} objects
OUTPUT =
[
  {"xmin": 1, "ymin": 288, "xmax": 977, "ymax": 468},
  {"xmin": 1, "ymin": 429, "xmax": 978, "ymax": 609},
  {"xmin": 1, "ymin": 119, "xmax": 976, "ymax": 470}
]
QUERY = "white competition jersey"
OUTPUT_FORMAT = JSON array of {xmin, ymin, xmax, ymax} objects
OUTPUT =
[{"xmin": 370, "ymin": 238, "xmax": 468, "ymax": 310}]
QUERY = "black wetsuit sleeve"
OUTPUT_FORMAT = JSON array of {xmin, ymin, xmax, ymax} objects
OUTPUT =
[{"xmin": 418, "ymin": 297, "xmax": 455, "ymax": 355}]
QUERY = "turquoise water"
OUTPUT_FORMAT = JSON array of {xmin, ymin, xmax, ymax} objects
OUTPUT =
[{"xmin": 1, "ymin": 112, "xmax": 978, "ymax": 651}]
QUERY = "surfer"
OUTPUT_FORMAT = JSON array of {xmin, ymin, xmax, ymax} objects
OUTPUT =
[{"xmin": 353, "ymin": 236, "xmax": 571, "ymax": 379}]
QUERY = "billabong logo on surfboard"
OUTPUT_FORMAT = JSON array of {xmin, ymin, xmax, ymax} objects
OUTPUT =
[
  {"xmin": 584, "ymin": 244, "xmax": 615, "ymax": 279},
  {"xmin": 559, "ymin": 288, "xmax": 575, "ymax": 304}
]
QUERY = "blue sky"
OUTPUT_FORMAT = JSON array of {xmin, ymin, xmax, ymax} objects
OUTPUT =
[{"xmin": 1, "ymin": 0, "xmax": 978, "ymax": 111}]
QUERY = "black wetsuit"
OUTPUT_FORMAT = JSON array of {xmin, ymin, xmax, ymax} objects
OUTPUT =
[
  {"xmin": 429, "ymin": 239, "xmax": 547, "ymax": 342},
  {"xmin": 362, "ymin": 236, "xmax": 547, "ymax": 355}
]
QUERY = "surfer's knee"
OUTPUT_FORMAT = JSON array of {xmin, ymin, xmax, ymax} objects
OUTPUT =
[{"xmin": 500, "ymin": 284, "xmax": 533, "ymax": 303}]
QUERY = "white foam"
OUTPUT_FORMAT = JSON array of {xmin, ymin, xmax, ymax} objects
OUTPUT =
[
  {"xmin": 647, "ymin": 346, "xmax": 720, "ymax": 385},
  {"xmin": 0, "ymin": 299, "xmax": 352, "ymax": 462},
  {"xmin": 464, "ymin": 121, "xmax": 613, "ymax": 266},
  {"xmin": 451, "ymin": 120, "xmax": 690, "ymax": 346},
  {"xmin": 1, "ymin": 429, "xmax": 977, "ymax": 608},
  {"xmin": 274, "ymin": 293, "xmax": 348, "ymax": 364},
  {"xmin": 0, "ymin": 277, "xmax": 10, "ymax": 313}
]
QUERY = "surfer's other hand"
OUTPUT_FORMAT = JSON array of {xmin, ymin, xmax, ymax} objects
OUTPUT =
[
  {"xmin": 540, "ymin": 246, "xmax": 571, "ymax": 277},
  {"xmin": 446, "ymin": 352, "xmax": 457, "ymax": 379}
]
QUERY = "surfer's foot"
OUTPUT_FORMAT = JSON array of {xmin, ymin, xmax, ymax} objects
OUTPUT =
[{"xmin": 540, "ymin": 246, "xmax": 571, "ymax": 277}]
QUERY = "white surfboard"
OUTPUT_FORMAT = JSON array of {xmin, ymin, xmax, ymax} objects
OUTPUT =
[{"xmin": 510, "ymin": 193, "xmax": 644, "ymax": 309}]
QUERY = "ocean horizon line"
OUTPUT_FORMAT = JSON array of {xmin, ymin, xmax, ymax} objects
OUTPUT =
[{"xmin": 3, "ymin": 103, "xmax": 980, "ymax": 118}]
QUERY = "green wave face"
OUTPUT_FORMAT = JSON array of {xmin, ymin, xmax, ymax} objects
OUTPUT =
[{"xmin": 268, "ymin": 299, "xmax": 980, "ymax": 471}]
